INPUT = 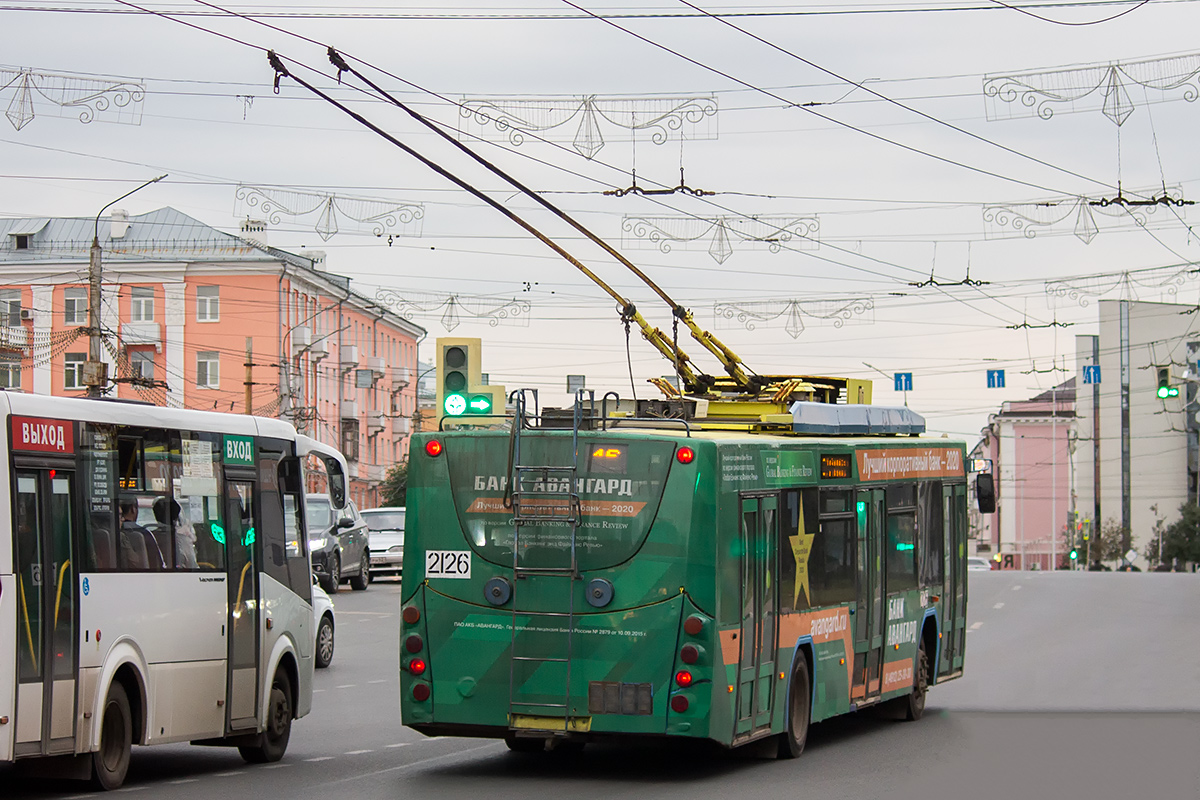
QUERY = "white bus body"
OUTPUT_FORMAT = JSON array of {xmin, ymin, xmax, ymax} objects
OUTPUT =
[{"xmin": 0, "ymin": 394, "xmax": 348, "ymax": 788}]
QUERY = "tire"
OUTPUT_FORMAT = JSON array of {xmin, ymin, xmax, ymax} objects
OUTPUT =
[
  {"xmin": 777, "ymin": 657, "xmax": 810, "ymax": 759},
  {"xmin": 238, "ymin": 670, "xmax": 293, "ymax": 764},
  {"xmin": 903, "ymin": 639, "xmax": 930, "ymax": 722},
  {"xmin": 91, "ymin": 682, "xmax": 133, "ymax": 790},
  {"xmin": 321, "ymin": 553, "xmax": 340, "ymax": 594},
  {"xmin": 505, "ymin": 736, "xmax": 545, "ymax": 753},
  {"xmin": 315, "ymin": 614, "xmax": 335, "ymax": 669},
  {"xmin": 349, "ymin": 552, "xmax": 370, "ymax": 591}
]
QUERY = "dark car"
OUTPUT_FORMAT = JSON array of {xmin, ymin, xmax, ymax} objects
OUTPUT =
[
  {"xmin": 362, "ymin": 506, "xmax": 405, "ymax": 579},
  {"xmin": 307, "ymin": 494, "xmax": 370, "ymax": 593}
]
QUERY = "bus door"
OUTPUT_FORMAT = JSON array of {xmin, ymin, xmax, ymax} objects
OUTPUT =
[
  {"xmin": 940, "ymin": 484, "xmax": 967, "ymax": 673},
  {"xmin": 12, "ymin": 466, "xmax": 78, "ymax": 756},
  {"xmin": 224, "ymin": 476, "xmax": 261, "ymax": 732},
  {"xmin": 852, "ymin": 489, "xmax": 886, "ymax": 700},
  {"xmin": 735, "ymin": 493, "xmax": 779, "ymax": 738}
]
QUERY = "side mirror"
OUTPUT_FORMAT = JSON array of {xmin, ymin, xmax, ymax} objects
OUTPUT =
[
  {"xmin": 976, "ymin": 473, "xmax": 996, "ymax": 514},
  {"xmin": 312, "ymin": 572, "xmax": 319, "ymax": 586},
  {"xmin": 337, "ymin": 517, "xmax": 355, "ymax": 530}
]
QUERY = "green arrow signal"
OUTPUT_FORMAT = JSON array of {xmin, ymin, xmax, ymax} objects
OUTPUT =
[{"xmin": 468, "ymin": 395, "xmax": 492, "ymax": 412}]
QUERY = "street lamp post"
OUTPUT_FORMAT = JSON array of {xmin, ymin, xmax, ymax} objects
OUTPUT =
[{"xmin": 87, "ymin": 175, "xmax": 167, "ymax": 397}]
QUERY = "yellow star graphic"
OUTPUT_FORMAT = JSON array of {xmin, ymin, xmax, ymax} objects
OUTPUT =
[{"xmin": 789, "ymin": 495, "xmax": 814, "ymax": 608}]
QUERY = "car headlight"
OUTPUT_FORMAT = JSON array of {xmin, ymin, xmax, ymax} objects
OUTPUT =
[{"xmin": 309, "ymin": 537, "xmax": 329, "ymax": 550}]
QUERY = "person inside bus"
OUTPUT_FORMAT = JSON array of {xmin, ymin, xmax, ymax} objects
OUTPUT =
[
  {"xmin": 155, "ymin": 495, "xmax": 197, "ymax": 570},
  {"xmin": 120, "ymin": 498, "xmax": 166, "ymax": 570}
]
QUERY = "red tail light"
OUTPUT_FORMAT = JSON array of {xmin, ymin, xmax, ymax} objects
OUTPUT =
[
  {"xmin": 402, "ymin": 606, "xmax": 421, "ymax": 624},
  {"xmin": 670, "ymin": 695, "xmax": 689, "ymax": 712},
  {"xmin": 676, "ymin": 446, "xmax": 695, "ymax": 464},
  {"xmin": 675, "ymin": 670, "xmax": 693, "ymax": 687},
  {"xmin": 425, "ymin": 439, "xmax": 443, "ymax": 457},
  {"xmin": 408, "ymin": 658, "xmax": 426, "ymax": 675},
  {"xmin": 412, "ymin": 683, "xmax": 430, "ymax": 701},
  {"xmin": 683, "ymin": 615, "xmax": 704, "ymax": 636},
  {"xmin": 405, "ymin": 634, "xmax": 424, "ymax": 653},
  {"xmin": 681, "ymin": 644, "xmax": 699, "ymax": 664}
]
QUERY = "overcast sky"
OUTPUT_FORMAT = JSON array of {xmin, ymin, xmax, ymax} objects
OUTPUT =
[{"xmin": 4, "ymin": 0, "xmax": 1200, "ymax": 439}]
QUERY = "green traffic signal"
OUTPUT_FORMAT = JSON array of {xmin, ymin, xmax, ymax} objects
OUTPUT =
[
  {"xmin": 1069, "ymin": 548, "xmax": 1078, "ymax": 560},
  {"xmin": 468, "ymin": 394, "xmax": 492, "ymax": 413},
  {"xmin": 443, "ymin": 393, "xmax": 467, "ymax": 416}
]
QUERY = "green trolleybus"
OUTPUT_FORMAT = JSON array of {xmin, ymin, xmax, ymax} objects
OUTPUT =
[{"xmin": 399, "ymin": 395, "xmax": 974, "ymax": 756}]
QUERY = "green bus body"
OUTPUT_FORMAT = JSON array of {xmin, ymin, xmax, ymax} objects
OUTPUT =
[{"xmin": 400, "ymin": 427, "xmax": 968, "ymax": 748}]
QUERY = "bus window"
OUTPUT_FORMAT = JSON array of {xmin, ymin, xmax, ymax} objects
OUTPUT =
[
  {"xmin": 919, "ymin": 482, "xmax": 944, "ymax": 585},
  {"xmin": 780, "ymin": 488, "xmax": 818, "ymax": 612},
  {"xmin": 812, "ymin": 489, "xmax": 856, "ymax": 607},
  {"xmin": 886, "ymin": 484, "xmax": 918, "ymax": 592},
  {"xmin": 177, "ymin": 432, "xmax": 225, "ymax": 571}
]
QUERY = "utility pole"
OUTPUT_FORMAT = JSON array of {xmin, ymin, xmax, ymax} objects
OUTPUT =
[
  {"xmin": 86, "ymin": 175, "xmax": 167, "ymax": 397},
  {"xmin": 244, "ymin": 337, "xmax": 253, "ymax": 415}
]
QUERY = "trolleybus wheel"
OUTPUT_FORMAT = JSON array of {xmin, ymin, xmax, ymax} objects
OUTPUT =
[
  {"xmin": 91, "ymin": 682, "xmax": 133, "ymax": 790},
  {"xmin": 777, "ymin": 657, "xmax": 810, "ymax": 759},
  {"xmin": 350, "ymin": 553, "xmax": 370, "ymax": 591},
  {"xmin": 239, "ymin": 670, "xmax": 293, "ymax": 763},
  {"xmin": 903, "ymin": 640, "xmax": 929, "ymax": 722}
]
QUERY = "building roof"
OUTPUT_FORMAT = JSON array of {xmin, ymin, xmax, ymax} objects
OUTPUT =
[{"xmin": 0, "ymin": 207, "xmax": 424, "ymax": 339}]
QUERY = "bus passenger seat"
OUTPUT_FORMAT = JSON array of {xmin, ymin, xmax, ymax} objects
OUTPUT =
[
  {"xmin": 90, "ymin": 514, "xmax": 116, "ymax": 570},
  {"xmin": 119, "ymin": 528, "xmax": 149, "ymax": 570}
]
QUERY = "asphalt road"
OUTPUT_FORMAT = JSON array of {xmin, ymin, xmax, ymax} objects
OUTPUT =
[{"xmin": 5, "ymin": 571, "xmax": 1198, "ymax": 800}]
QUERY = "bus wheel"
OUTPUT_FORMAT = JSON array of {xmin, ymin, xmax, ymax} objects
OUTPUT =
[
  {"xmin": 239, "ymin": 670, "xmax": 293, "ymax": 764},
  {"xmin": 777, "ymin": 658, "xmax": 810, "ymax": 759},
  {"xmin": 91, "ymin": 682, "xmax": 132, "ymax": 790},
  {"xmin": 903, "ymin": 640, "xmax": 930, "ymax": 722},
  {"xmin": 505, "ymin": 736, "xmax": 545, "ymax": 753}
]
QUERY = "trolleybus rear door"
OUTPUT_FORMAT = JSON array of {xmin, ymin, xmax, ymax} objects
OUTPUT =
[
  {"xmin": 12, "ymin": 467, "xmax": 78, "ymax": 757},
  {"xmin": 224, "ymin": 478, "xmax": 261, "ymax": 732},
  {"xmin": 735, "ymin": 494, "xmax": 779, "ymax": 737},
  {"xmin": 941, "ymin": 484, "xmax": 967, "ymax": 673},
  {"xmin": 853, "ymin": 489, "xmax": 886, "ymax": 699}
]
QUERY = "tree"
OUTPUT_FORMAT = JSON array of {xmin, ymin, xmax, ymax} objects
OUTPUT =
[
  {"xmin": 1158, "ymin": 502, "xmax": 1200, "ymax": 566},
  {"xmin": 1088, "ymin": 518, "xmax": 1128, "ymax": 565},
  {"xmin": 381, "ymin": 460, "xmax": 408, "ymax": 508}
]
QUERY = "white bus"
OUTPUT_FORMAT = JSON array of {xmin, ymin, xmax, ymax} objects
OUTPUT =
[{"xmin": 0, "ymin": 393, "xmax": 349, "ymax": 789}]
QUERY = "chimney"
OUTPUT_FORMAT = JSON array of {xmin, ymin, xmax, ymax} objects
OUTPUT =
[
  {"xmin": 305, "ymin": 250, "xmax": 326, "ymax": 271},
  {"xmin": 110, "ymin": 209, "xmax": 130, "ymax": 239},
  {"xmin": 240, "ymin": 218, "xmax": 268, "ymax": 247}
]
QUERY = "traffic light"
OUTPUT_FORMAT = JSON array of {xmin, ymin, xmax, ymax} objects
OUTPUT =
[
  {"xmin": 1156, "ymin": 366, "xmax": 1179, "ymax": 399},
  {"xmin": 438, "ymin": 337, "xmax": 482, "ymax": 418},
  {"xmin": 435, "ymin": 337, "xmax": 506, "ymax": 419},
  {"xmin": 1069, "ymin": 548, "xmax": 1079, "ymax": 561}
]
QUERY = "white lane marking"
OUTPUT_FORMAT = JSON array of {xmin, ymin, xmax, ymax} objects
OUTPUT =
[
  {"xmin": 306, "ymin": 757, "xmax": 336, "ymax": 762},
  {"xmin": 313, "ymin": 688, "xmax": 326, "ymax": 693},
  {"xmin": 345, "ymin": 749, "xmax": 374, "ymax": 755},
  {"xmin": 264, "ymin": 763, "xmax": 292, "ymax": 770},
  {"xmin": 1011, "ymin": 584, "xmax": 1022, "ymax": 591},
  {"xmin": 993, "ymin": 602, "xmax": 1005, "ymax": 609},
  {"xmin": 115, "ymin": 787, "xmax": 146, "ymax": 793},
  {"xmin": 336, "ymin": 684, "xmax": 355, "ymax": 689},
  {"xmin": 368, "ymin": 679, "xmax": 387, "ymax": 685},
  {"xmin": 169, "ymin": 779, "xmax": 200, "ymax": 785},
  {"xmin": 970, "ymin": 622, "xmax": 983, "ymax": 630},
  {"xmin": 215, "ymin": 771, "xmax": 242, "ymax": 777},
  {"xmin": 385, "ymin": 743, "xmax": 412, "ymax": 748},
  {"xmin": 336, "ymin": 611, "xmax": 392, "ymax": 617},
  {"xmin": 319, "ymin": 743, "xmax": 501, "ymax": 788}
]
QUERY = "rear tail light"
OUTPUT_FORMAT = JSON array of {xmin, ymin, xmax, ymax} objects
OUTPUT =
[
  {"xmin": 402, "ymin": 605, "xmax": 421, "ymax": 624},
  {"xmin": 408, "ymin": 658, "xmax": 426, "ymax": 675},
  {"xmin": 670, "ymin": 695, "xmax": 689, "ymax": 713},
  {"xmin": 680, "ymin": 644, "xmax": 700, "ymax": 664},
  {"xmin": 683, "ymin": 615, "xmax": 705, "ymax": 636},
  {"xmin": 412, "ymin": 683, "xmax": 430, "ymax": 701},
  {"xmin": 405, "ymin": 634, "xmax": 424, "ymax": 653},
  {"xmin": 675, "ymin": 670, "xmax": 693, "ymax": 687},
  {"xmin": 676, "ymin": 446, "xmax": 695, "ymax": 464},
  {"xmin": 424, "ymin": 439, "xmax": 443, "ymax": 457}
]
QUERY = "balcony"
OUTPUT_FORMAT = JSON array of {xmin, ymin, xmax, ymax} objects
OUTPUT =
[
  {"xmin": 366, "ymin": 410, "xmax": 387, "ymax": 433},
  {"xmin": 391, "ymin": 366, "xmax": 412, "ymax": 390},
  {"xmin": 121, "ymin": 322, "xmax": 161, "ymax": 348},
  {"xmin": 392, "ymin": 417, "xmax": 411, "ymax": 438},
  {"xmin": 365, "ymin": 356, "xmax": 386, "ymax": 377},
  {"xmin": 340, "ymin": 400, "xmax": 359, "ymax": 419},
  {"xmin": 308, "ymin": 338, "xmax": 328, "ymax": 360},
  {"xmin": 339, "ymin": 345, "xmax": 359, "ymax": 371},
  {"xmin": 291, "ymin": 325, "xmax": 311, "ymax": 355},
  {"xmin": 364, "ymin": 463, "xmax": 386, "ymax": 482},
  {"xmin": 0, "ymin": 325, "xmax": 28, "ymax": 350}
]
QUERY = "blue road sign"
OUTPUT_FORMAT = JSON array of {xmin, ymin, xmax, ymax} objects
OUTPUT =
[
  {"xmin": 987, "ymin": 369, "xmax": 1006, "ymax": 389},
  {"xmin": 894, "ymin": 372, "xmax": 912, "ymax": 392},
  {"xmin": 1083, "ymin": 365, "xmax": 1101, "ymax": 384}
]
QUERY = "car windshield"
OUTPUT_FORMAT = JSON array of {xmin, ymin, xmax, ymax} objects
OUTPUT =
[
  {"xmin": 362, "ymin": 509, "xmax": 405, "ymax": 531},
  {"xmin": 306, "ymin": 497, "xmax": 333, "ymax": 531}
]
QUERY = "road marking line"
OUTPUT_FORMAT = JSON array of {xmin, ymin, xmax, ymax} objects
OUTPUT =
[
  {"xmin": 336, "ymin": 684, "xmax": 355, "ymax": 689},
  {"xmin": 345, "ymin": 749, "xmax": 374, "ymax": 755},
  {"xmin": 368, "ymin": 679, "xmax": 387, "ymax": 684},
  {"xmin": 1011, "ymin": 585, "xmax": 1022, "ymax": 591},
  {"xmin": 115, "ymin": 787, "xmax": 146, "ymax": 793},
  {"xmin": 169, "ymin": 779, "xmax": 200, "ymax": 785},
  {"xmin": 215, "ymin": 771, "xmax": 242, "ymax": 777},
  {"xmin": 385, "ymin": 743, "xmax": 412, "ymax": 748},
  {"xmin": 264, "ymin": 763, "xmax": 292, "ymax": 770},
  {"xmin": 970, "ymin": 622, "xmax": 983, "ymax": 630},
  {"xmin": 306, "ymin": 757, "xmax": 336, "ymax": 762},
  {"xmin": 993, "ymin": 602, "xmax": 1005, "ymax": 609}
]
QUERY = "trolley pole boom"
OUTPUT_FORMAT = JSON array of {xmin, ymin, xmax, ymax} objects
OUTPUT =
[{"xmin": 322, "ymin": 48, "xmax": 752, "ymax": 393}]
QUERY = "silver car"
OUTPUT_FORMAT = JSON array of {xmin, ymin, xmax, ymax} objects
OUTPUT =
[{"xmin": 362, "ymin": 506, "xmax": 405, "ymax": 578}]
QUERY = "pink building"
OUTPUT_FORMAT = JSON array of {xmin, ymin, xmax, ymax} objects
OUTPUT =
[
  {"xmin": 0, "ymin": 207, "xmax": 423, "ymax": 508},
  {"xmin": 971, "ymin": 380, "xmax": 1075, "ymax": 570}
]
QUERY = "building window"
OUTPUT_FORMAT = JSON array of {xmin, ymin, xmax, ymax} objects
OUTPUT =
[
  {"xmin": 130, "ymin": 350, "xmax": 154, "ymax": 382},
  {"xmin": 64, "ymin": 353, "xmax": 86, "ymax": 390},
  {"xmin": 14, "ymin": 234, "xmax": 29, "ymax": 250},
  {"xmin": 196, "ymin": 351, "xmax": 219, "ymax": 389},
  {"xmin": 196, "ymin": 285, "xmax": 219, "ymax": 322},
  {"xmin": 341, "ymin": 418, "xmax": 360, "ymax": 462},
  {"xmin": 64, "ymin": 287, "xmax": 88, "ymax": 326},
  {"xmin": 131, "ymin": 287, "xmax": 154, "ymax": 322},
  {"xmin": 0, "ymin": 289, "xmax": 21, "ymax": 327},
  {"xmin": 0, "ymin": 355, "xmax": 20, "ymax": 388}
]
